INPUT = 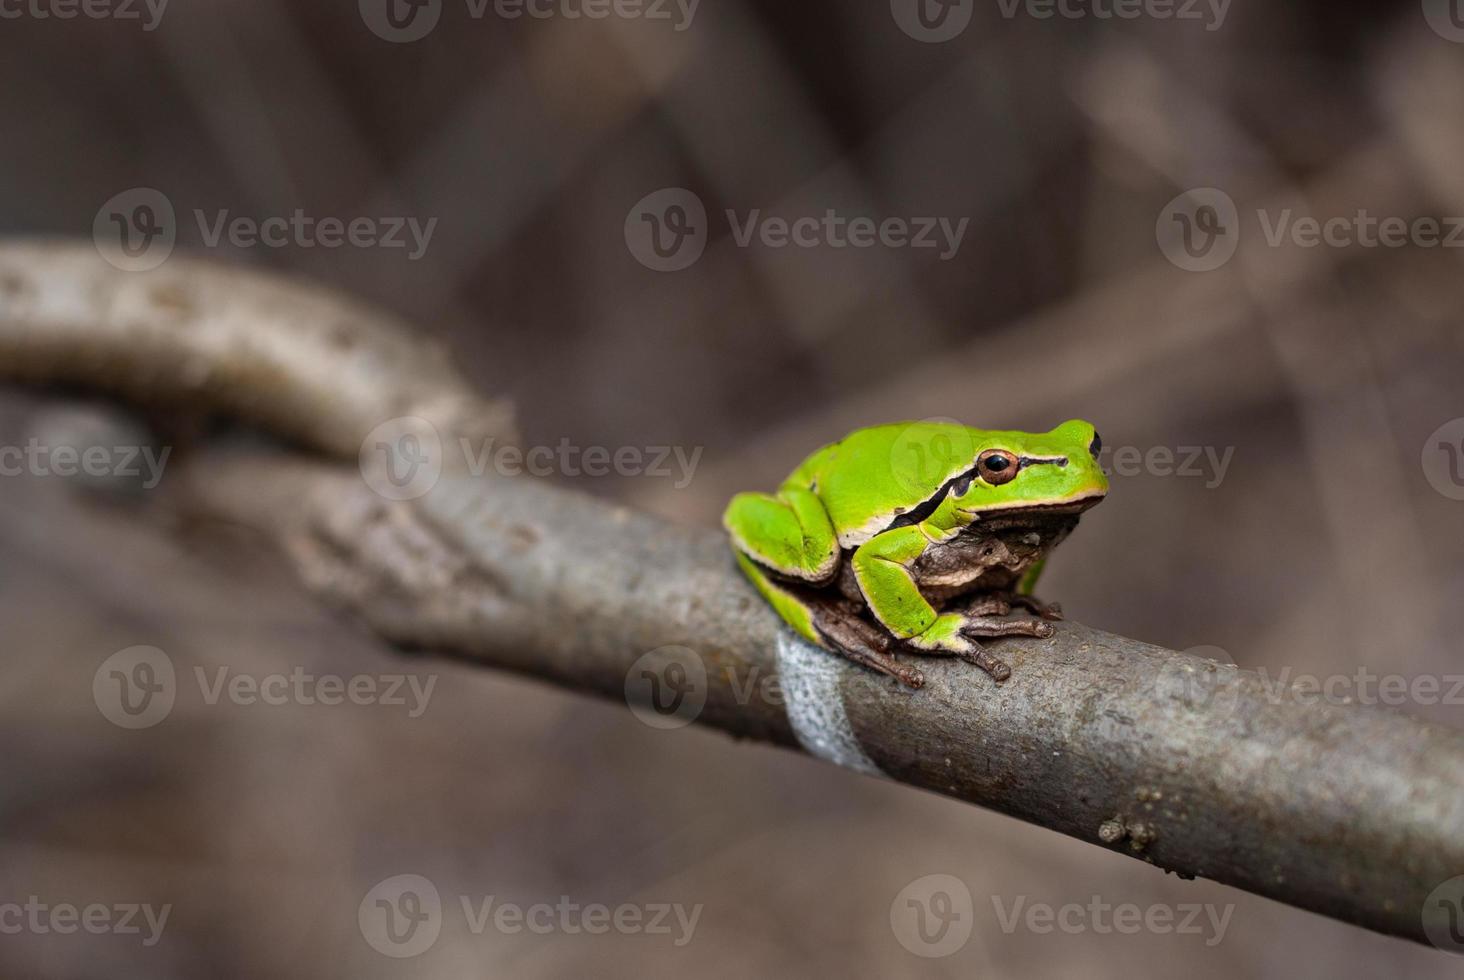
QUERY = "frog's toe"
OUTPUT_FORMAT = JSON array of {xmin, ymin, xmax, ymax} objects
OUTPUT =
[
  {"xmin": 956, "ymin": 643, "xmax": 1011, "ymax": 683},
  {"xmin": 895, "ymin": 664, "xmax": 925, "ymax": 689},
  {"xmin": 959, "ymin": 614, "xmax": 1052, "ymax": 640}
]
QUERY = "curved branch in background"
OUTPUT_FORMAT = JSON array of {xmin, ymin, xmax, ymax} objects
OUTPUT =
[
  {"xmin": 0, "ymin": 241, "xmax": 515, "ymax": 455},
  {"xmin": 1, "ymin": 241, "xmax": 1461, "ymax": 949}
]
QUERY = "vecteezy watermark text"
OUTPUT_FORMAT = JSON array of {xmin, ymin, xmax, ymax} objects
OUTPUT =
[
  {"xmin": 0, "ymin": 897, "xmax": 170, "ymax": 946},
  {"xmin": 993, "ymin": 0, "xmax": 1229, "ymax": 29},
  {"xmin": 93, "ymin": 187, "xmax": 436, "ymax": 272},
  {"xmin": 624, "ymin": 188, "xmax": 969, "ymax": 271},
  {"xmin": 195, "ymin": 210, "xmax": 436, "ymax": 259},
  {"xmin": 1098, "ymin": 443, "xmax": 1234, "ymax": 488},
  {"xmin": 1158, "ymin": 188, "xmax": 1464, "ymax": 271},
  {"xmin": 990, "ymin": 895, "xmax": 1234, "ymax": 945},
  {"xmin": 358, "ymin": 0, "xmax": 698, "ymax": 43},
  {"xmin": 0, "ymin": 0, "xmax": 167, "ymax": 30},
  {"xmin": 1255, "ymin": 666, "xmax": 1464, "ymax": 708},
  {"xmin": 359, "ymin": 416, "xmax": 703, "ymax": 501},
  {"xmin": 889, "ymin": 0, "xmax": 1227, "ymax": 43},
  {"xmin": 357, "ymin": 875, "xmax": 702, "ymax": 958},
  {"xmin": 0, "ymin": 438, "xmax": 169, "ymax": 489},
  {"xmin": 93, "ymin": 646, "xmax": 436, "ymax": 730},
  {"xmin": 889, "ymin": 874, "xmax": 1233, "ymax": 957},
  {"xmin": 726, "ymin": 210, "xmax": 968, "ymax": 260}
]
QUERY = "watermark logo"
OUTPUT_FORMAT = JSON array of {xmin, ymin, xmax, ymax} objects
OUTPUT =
[
  {"xmin": 1422, "ymin": 418, "xmax": 1464, "ymax": 501},
  {"xmin": 624, "ymin": 645, "xmax": 708, "ymax": 729},
  {"xmin": 888, "ymin": 417, "xmax": 975, "ymax": 500},
  {"xmin": 359, "ymin": 0, "xmax": 442, "ymax": 41},
  {"xmin": 360, "ymin": 416, "xmax": 445, "ymax": 501},
  {"xmin": 890, "ymin": 0, "xmax": 973, "ymax": 42},
  {"xmin": 1423, "ymin": 875, "xmax": 1464, "ymax": 953},
  {"xmin": 1156, "ymin": 188, "xmax": 1238, "ymax": 272},
  {"xmin": 890, "ymin": 874, "xmax": 974, "ymax": 957},
  {"xmin": 1152, "ymin": 645, "xmax": 1240, "ymax": 722},
  {"xmin": 359, "ymin": 874, "xmax": 443, "ymax": 958},
  {"xmin": 93, "ymin": 646, "xmax": 176, "ymax": 730},
  {"xmin": 1422, "ymin": 0, "xmax": 1464, "ymax": 43},
  {"xmin": 625, "ymin": 188, "xmax": 707, "ymax": 272},
  {"xmin": 93, "ymin": 187, "xmax": 176, "ymax": 272}
]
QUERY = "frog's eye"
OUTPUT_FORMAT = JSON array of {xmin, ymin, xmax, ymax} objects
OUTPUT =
[
  {"xmin": 976, "ymin": 449, "xmax": 1020, "ymax": 486},
  {"xmin": 1089, "ymin": 432, "xmax": 1102, "ymax": 458}
]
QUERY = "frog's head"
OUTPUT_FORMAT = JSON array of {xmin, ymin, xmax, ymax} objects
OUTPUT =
[{"xmin": 955, "ymin": 419, "xmax": 1108, "ymax": 517}]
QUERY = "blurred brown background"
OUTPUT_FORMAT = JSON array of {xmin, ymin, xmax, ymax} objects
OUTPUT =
[{"xmin": 2, "ymin": 0, "xmax": 1464, "ymax": 976}]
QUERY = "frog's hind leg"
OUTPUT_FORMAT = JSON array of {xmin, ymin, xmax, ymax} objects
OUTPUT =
[
  {"xmin": 911, "ymin": 636, "xmax": 1012, "ymax": 683},
  {"xmin": 723, "ymin": 487, "xmax": 840, "ymax": 585},
  {"xmin": 733, "ymin": 552, "xmax": 822, "ymax": 645},
  {"xmin": 734, "ymin": 554, "xmax": 924, "ymax": 688}
]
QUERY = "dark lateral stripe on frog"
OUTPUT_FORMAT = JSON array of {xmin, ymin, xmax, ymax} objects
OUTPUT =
[{"xmin": 881, "ymin": 455, "xmax": 1070, "ymax": 535}]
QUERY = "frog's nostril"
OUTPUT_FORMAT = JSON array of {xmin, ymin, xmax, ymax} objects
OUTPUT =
[{"xmin": 1089, "ymin": 432, "xmax": 1102, "ymax": 458}]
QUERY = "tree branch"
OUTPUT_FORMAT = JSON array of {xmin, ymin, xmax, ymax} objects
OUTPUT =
[{"xmin": 2, "ymin": 241, "xmax": 1461, "ymax": 948}]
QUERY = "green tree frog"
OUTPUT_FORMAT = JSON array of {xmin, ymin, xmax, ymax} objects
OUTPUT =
[{"xmin": 723, "ymin": 419, "xmax": 1107, "ymax": 688}]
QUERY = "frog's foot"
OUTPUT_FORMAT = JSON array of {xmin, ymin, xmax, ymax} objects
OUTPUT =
[
  {"xmin": 808, "ymin": 598, "xmax": 925, "ymax": 689},
  {"xmin": 961, "ymin": 615, "xmax": 1053, "ymax": 641},
  {"xmin": 903, "ymin": 615, "xmax": 1012, "ymax": 683},
  {"xmin": 957, "ymin": 593, "xmax": 1058, "ymax": 637}
]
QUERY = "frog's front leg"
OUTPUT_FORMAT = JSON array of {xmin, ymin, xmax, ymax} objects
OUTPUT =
[
  {"xmin": 852, "ymin": 526, "xmax": 1053, "ymax": 683},
  {"xmin": 850, "ymin": 526, "xmax": 993, "ymax": 652}
]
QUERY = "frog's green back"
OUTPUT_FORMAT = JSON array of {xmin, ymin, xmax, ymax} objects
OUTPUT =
[{"xmin": 792, "ymin": 422, "xmax": 982, "ymax": 548}]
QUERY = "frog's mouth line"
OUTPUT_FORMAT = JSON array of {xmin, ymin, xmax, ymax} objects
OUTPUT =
[{"xmin": 959, "ymin": 489, "xmax": 1108, "ymax": 520}]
